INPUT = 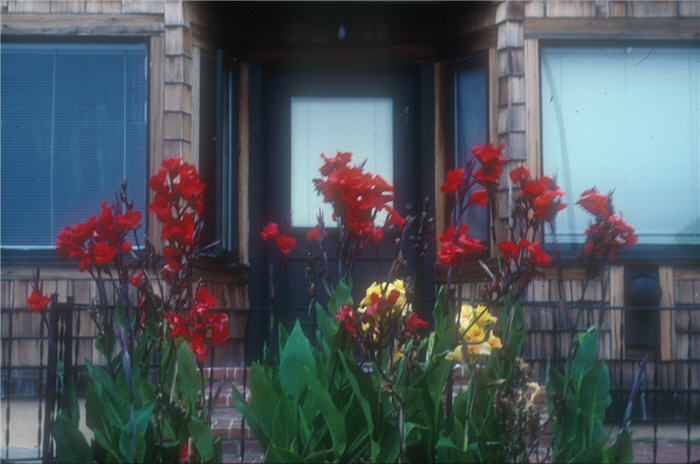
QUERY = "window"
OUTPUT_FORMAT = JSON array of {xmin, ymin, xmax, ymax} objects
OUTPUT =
[
  {"xmin": 198, "ymin": 50, "xmax": 237, "ymax": 258},
  {"xmin": 290, "ymin": 96, "xmax": 394, "ymax": 228},
  {"xmin": 541, "ymin": 45, "xmax": 700, "ymax": 247},
  {"xmin": 450, "ymin": 53, "xmax": 489, "ymax": 244},
  {"xmin": 1, "ymin": 43, "xmax": 148, "ymax": 249}
]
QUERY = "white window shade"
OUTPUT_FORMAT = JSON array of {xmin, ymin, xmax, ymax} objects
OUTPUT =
[
  {"xmin": 542, "ymin": 46, "xmax": 700, "ymax": 245},
  {"xmin": 290, "ymin": 97, "xmax": 393, "ymax": 228}
]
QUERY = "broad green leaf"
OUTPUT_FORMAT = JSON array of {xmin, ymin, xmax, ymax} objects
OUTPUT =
[
  {"xmin": 248, "ymin": 363, "xmax": 280, "ymax": 438},
  {"xmin": 188, "ymin": 416, "xmax": 214, "ymax": 461},
  {"xmin": 267, "ymin": 444, "xmax": 302, "ymax": 462},
  {"xmin": 315, "ymin": 302, "xmax": 338, "ymax": 347},
  {"xmin": 328, "ymin": 280, "xmax": 353, "ymax": 315},
  {"xmin": 133, "ymin": 403, "xmax": 155, "ymax": 437},
  {"xmin": 54, "ymin": 413, "xmax": 92, "ymax": 463},
  {"xmin": 303, "ymin": 448, "xmax": 334, "ymax": 463},
  {"xmin": 176, "ymin": 341, "xmax": 202, "ymax": 407},
  {"xmin": 279, "ymin": 321, "xmax": 316, "ymax": 399},
  {"xmin": 232, "ymin": 383, "xmax": 269, "ymax": 450},
  {"xmin": 338, "ymin": 352, "xmax": 377, "ymax": 436},
  {"xmin": 305, "ymin": 367, "xmax": 347, "ymax": 455},
  {"xmin": 272, "ymin": 393, "xmax": 297, "ymax": 450}
]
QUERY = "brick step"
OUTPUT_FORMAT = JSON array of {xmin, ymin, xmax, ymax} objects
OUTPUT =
[{"xmin": 222, "ymin": 439, "xmax": 264, "ymax": 463}]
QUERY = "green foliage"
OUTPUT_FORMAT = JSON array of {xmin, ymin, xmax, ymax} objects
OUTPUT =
[
  {"xmin": 55, "ymin": 314, "xmax": 223, "ymax": 463},
  {"xmin": 546, "ymin": 327, "xmax": 632, "ymax": 464},
  {"xmin": 238, "ymin": 284, "xmax": 627, "ymax": 464}
]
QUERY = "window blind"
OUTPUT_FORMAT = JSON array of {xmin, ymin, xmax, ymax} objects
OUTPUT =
[{"xmin": 1, "ymin": 43, "xmax": 148, "ymax": 248}]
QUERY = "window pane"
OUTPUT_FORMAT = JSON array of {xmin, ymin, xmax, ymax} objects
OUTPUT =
[
  {"xmin": 455, "ymin": 62, "xmax": 489, "ymax": 243},
  {"xmin": 290, "ymin": 97, "xmax": 393, "ymax": 228},
  {"xmin": 542, "ymin": 46, "xmax": 700, "ymax": 245},
  {"xmin": 1, "ymin": 43, "xmax": 148, "ymax": 248}
]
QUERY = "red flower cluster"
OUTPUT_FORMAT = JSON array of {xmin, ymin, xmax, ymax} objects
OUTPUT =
[
  {"xmin": 314, "ymin": 152, "xmax": 405, "ymax": 244},
  {"xmin": 440, "ymin": 168, "xmax": 465, "ymax": 194},
  {"xmin": 165, "ymin": 288, "xmax": 228, "ymax": 363},
  {"xmin": 406, "ymin": 312, "xmax": 429, "ymax": 334},
  {"xmin": 511, "ymin": 168, "xmax": 567, "ymax": 223},
  {"xmin": 472, "ymin": 143, "xmax": 506, "ymax": 190},
  {"xmin": 335, "ymin": 305, "xmax": 358, "ymax": 335},
  {"xmin": 56, "ymin": 201, "xmax": 142, "ymax": 272},
  {"xmin": 437, "ymin": 225, "xmax": 485, "ymax": 265},
  {"xmin": 306, "ymin": 225, "xmax": 328, "ymax": 243},
  {"xmin": 149, "ymin": 157, "xmax": 205, "ymax": 271},
  {"xmin": 27, "ymin": 288, "xmax": 51, "ymax": 312},
  {"xmin": 498, "ymin": 239, "xmax": 552, "ymax": 267},
  {"xmin": 261, "ymin": 222, "xmax": 297, "ymax": 255},
  {"xmin": 578, "ymin": 187, "xmax": 637, "ymax": 261},
  {"xmin": 578, "ymin": 187, "xmax": 611, "ymax": 217}
]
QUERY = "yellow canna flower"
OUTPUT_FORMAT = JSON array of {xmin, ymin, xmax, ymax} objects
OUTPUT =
[
  {"xmin": 487, "ymin": 331, "xmax": 502, "ymax": 349},
  {"xmin": 464, "ymin": 324, "xmax": 485, "ymax": 343},
  {"xmin": 360, "ymin": 281, "xmax": 383, "ymax": 308},
  {"xmin": 472, "ymin": 304, "xmax": 498, "ymax": 325},
  {"xmin": 459, "ymin": 304, "xmax": 474, "ymax": 327},
  {"xmin": 468, "ymin": 342, "xmax": 492, "ymax": 356},
  {"xmin": 387, "ymin": 279, "xmax": 407, "ymax": 308},
  {"xmin": 446, "ymin": 346, "xmax": 466, "ymax": 364}
]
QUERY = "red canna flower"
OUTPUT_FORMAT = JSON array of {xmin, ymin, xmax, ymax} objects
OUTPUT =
[
  {"xmin": 498, "ymin": 241, "xmax": 520, "ymax": 262},
  {"xmin": 306, "ymin": 225, "xmax": 327, "ymax": 242},
  {"xmin": 93, "ymin": 242, "xmax": 117, "ymax": 266},
  {"xmin": 440, "ymin": 169, "xmax": 465, "ymax": 194},
  {"xmin": 509, "ymin": 166, "xmax": 531, "ymax": 184},
  {"xmin": 195, "ymin": 287, "xmax": 217, "ymax": 308},
  {"xmin": 457, "ymin": 227, "xmax": 485, "ymax": 254},
  {"xmin": 319, "ymin": 151, "xmax": 353, "ymax": 176},
  {"xmin": 275, "ymin": 234, "xmax": 297, "ymax": 255},
  {"xmin": 467, "ymin": 189, "xmax": 488, "ymax": 207},
  {"xmin": 438, "ymin": 240, "xmax": 465, "ymax": 265},
  {"xmin": 27, "ymin": 289, "xmax": 51, "ymax": 312},
  {"xmin": 179, "ymin": 441, "xmax": 191, "ymax": 464},
  {"xmin": 335, "ymin": 305, "xmax": 358, "ymax": 335},
  {"xmin": 577, "ymin": 187, "xmax": 610, "ymax": 217},
  {"xmin": 129, "ymin": 271, "xmax": 145, "ymax": 288},
  {"xmin": 165, "ymin": 313, "xmax": 191, "ymax": 339},
  {"xmin": 472, "ymin": 144, "xmax": 506, "ymax": 188},
  {"xmin": 160, "ymin": 264, "xmax": 176, "ymax": 285},
  {"xmin": 261, "ymin": 222, "xmax": 279, "ymax": 241},
  {"xmin": 406, "ymin": 313, "xmax": 429, "ymax": 334}
]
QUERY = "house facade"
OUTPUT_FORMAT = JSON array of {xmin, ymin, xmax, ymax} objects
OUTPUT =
[{"xmin": 2, "ymin": 0, "xmax": 699, "ymax": 441}]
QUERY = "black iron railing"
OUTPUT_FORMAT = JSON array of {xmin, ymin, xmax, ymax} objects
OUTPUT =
[{"xmin": 1, "ymin": 301, "xmax": 698, "ymax": 463}]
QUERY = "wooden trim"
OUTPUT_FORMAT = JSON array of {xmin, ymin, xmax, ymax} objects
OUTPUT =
[
  {"xmin": 674, "ymin": 268, "xmax": 700, "ymax": 280},
  {"xmin": 524, "ymin": 17, "xmax": 700, "ymax": 40},
  {"xmin": 240, "ymin": 44, "xmax": 438, "ymax": 64},
  {"xmin": 191, "ymin": 46, "xmax": 201, "ymax": 169},
  {"xmin": 434, "ymin": 62, "xmax": 446, "ymax": 238},
  {"xmin": 441, "ymin": 26, "xmax": 499, "ymax": 61},
  {"xmin": 488, "ymin": 47, "xmax": 498, "ymax": 145},
  {"xmin": 238, "ymin": 64, "xmax": 250, "ymax": 264},
  {"xmin": 524, "ymin": 39, "xmax": 541, "ymax": 177},
  {"xmin": 658, "ymin": 265, "xmax": 675, "ymax": 361},
  {"xmin": 609, "ymin": 265, "xmax": 624, "ymax": 359},
  {"xmin": 2, "ymin": 13, "xmax": 164, "ymax": 36},
  {"xmin": 149, "ymin": 34, "xmax": 165, "ymax": 251}
]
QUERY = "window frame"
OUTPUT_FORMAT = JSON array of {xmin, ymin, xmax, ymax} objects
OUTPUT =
[
  {"xmin": 443, "ymin": 51, "xmax": 492, "ymax": 259},
  {"xmin": 528, "ymin": 37, "xmax": 700, "ymax": 264},
  {"xmin": 196, "ymin": 49, "xmax": 240, "ymax": 265},
  {"xmin": 0, "ymin": 37, "xmax": 152, "ymax": 261}
]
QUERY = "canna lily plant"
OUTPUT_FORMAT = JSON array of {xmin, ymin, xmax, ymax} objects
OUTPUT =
[
  {"xmin": 28, "ymin": 157, "xmax": 227, "ymax": 463},
  {"xmin": 236, "ymin": 144, "xmax": 638, "ymax": 463}
]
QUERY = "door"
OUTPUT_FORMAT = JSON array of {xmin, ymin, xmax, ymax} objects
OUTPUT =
[{"xmin": 247, "ymin": 63, "xmax": 433, "ymax": 359}]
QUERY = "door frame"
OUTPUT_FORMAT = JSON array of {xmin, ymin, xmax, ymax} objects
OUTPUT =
[{"xmin": 246, "ymin": 62, "xmax": 435, "ymax": 361}]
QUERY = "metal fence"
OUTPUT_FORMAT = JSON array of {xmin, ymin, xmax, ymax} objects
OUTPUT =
[{"xmin": 1, "ymin": 300, "xmax": 698, "ymax": 463}]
